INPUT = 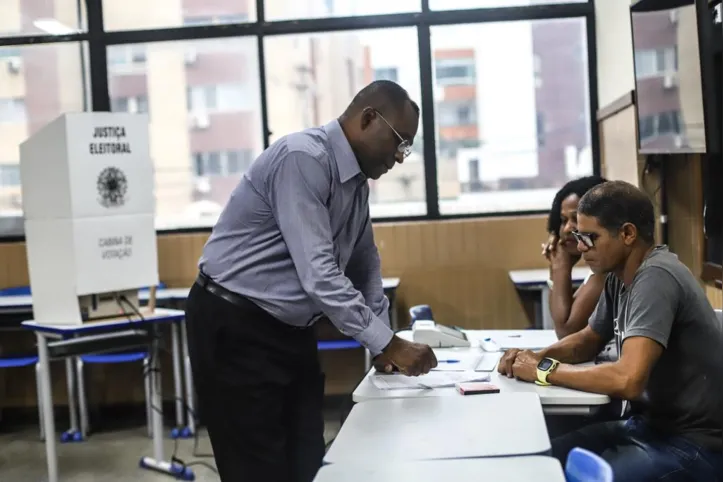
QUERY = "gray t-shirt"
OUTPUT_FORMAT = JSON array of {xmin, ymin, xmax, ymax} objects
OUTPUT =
[{"xmin": 589, "ymin": 246, "xmax": 723, "ymax": 451}]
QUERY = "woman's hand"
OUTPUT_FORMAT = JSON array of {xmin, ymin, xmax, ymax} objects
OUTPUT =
[{"xmin": 541, "ymin": 233, "xmax": 559, "ymax": 261}]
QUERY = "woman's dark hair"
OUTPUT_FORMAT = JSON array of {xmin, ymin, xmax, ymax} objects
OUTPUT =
[
  {"xmin": 547, "ymin": 175, "xmax": 608, "ymax": 234},
  {"xmin": 578, "ymin": 180, "xmax": 656, "ymax": 244}
]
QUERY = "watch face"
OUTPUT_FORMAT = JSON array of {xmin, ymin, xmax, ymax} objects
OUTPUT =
[{"xmin": 537, "ymin": 358, "xmax": 553, "ymax": 371}]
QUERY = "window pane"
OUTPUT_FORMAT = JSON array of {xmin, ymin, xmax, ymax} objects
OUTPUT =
[
  {"xmin": 0, "ymin": 0, "xmax": 85, "ymax": 37},
  {"xmin": 264, "ymin": 27, "xmax": 426, "ymax": 218},
  {"xmin": 430, "ymin": 0, "xmax": 585, "ymax": 10},
  {"xmin": 108, "ymin": 38, "xmax": 264, "ymax": 229},
  {"xmin": 102, "ymin": 0, "xmax": 255, "ymax": 31},
  {"xmin": 265, "ymin": 0, "xmax": 420, "ymax": 21},
  {"xmin": 0, "ymin": 42, "xmax": 89, "ymax": 237},
  {"xmin": 432, "ymin": 19, "xmax": 592, "ymax": 215}
]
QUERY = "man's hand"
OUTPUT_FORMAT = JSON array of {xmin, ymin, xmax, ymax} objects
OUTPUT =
[
  {"xmin": 511, "ymin": 350, "xmax": 542, "ymax": 383},
  {"xmin": 497, "ymin": 348, "xmax": 522, "ymax": 377},
  {"xmin": 375, "ymin": 336, "xmax": 437, "ymax": 376}
]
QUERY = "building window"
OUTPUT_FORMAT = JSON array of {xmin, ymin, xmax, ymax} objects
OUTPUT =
[
  {"xmin": 639, "ymin": 111, "xmax": 681, "ymax": 141},
  {"xmin": 634, "ymin": 47, "xmax": 677, "ymax": 79},
  {"xmin": 193, "ymin": 150, "xmax": 254, "ymax": 177},
  {"xmin": 537, "ymin": 113, "xmax": 546, "ymax": 147},
  {"xmin": 374, "ymin": 67, "xmax": 399, "ymax": 83},
  {"xmin": 187, "ymin": 83, "xmax": 250, "ymax": 113},
  {"xmin": 437, "ymin": 101, "xmax": 476, "ymax": 127},
  {"xmin": 0, "ymin": 164, "xmax": 20, "ymax": 186},
  {"xmin": 434, "ymin": 57, "xmax": 476, "ymax": 86},
  {"xmin": 0, "ymin": 98, "xmax": 26, "ymax": 123},
  {"xmin": 111, "ymin": 95, "xmax": 149, "ymax": 114}
]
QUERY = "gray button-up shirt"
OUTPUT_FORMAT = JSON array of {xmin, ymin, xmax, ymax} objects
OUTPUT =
[{"xmin": 199, "ymin": 120, "xmax": 393, "ymax": 355}]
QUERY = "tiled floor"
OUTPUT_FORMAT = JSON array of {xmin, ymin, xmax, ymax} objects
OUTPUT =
[{"xmin": 0, "ymin": 413, "xmax": 342, "ymax": 481}]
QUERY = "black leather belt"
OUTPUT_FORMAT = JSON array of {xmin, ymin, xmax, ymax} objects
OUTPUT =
[{"xmin": 195, "ymin": 272, "xmax": 259, "ymax": 313}]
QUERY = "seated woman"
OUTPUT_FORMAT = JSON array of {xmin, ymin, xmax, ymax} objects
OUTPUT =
[{"xmin": 543, "ymin": 176, "xmax": 615, "ymax": 358}]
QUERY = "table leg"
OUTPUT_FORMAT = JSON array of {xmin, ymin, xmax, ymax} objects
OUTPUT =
[
  {"xmin": 139, "ymin": 326, "xmax": 195, "ymax": 481},
  {"xmin": 169, "ymin": 322, "xmax": 187, "ymax": 439},
  {"xmin": 180, "ymin": 320, "xmax": 196, "ymax": 436},
  {"xmin": 540, "ymin": 286, "xmax": 554, "ymax": 330},
  {"xmin": 37, "ymin": 332, "xmax": 58, "ymax": 482}
]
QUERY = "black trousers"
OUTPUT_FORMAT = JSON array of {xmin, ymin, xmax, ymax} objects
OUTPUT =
[{"xmin": 185, "ymin": 282, "xmax": 326, "ymax": 482}]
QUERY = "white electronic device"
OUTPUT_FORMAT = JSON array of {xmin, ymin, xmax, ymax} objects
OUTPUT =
[{"xmin": 412, "ymin": 320, "xmax": 471, "ymax": 348}]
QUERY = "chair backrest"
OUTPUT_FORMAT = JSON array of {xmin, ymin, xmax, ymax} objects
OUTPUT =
[
  {"xmin": 409, "ymin": 305, "xmax": 434, "ymax": 325},
  {"xmin": 565, "ymin": 447, "xmax": 613, "ymax": 482},
  {"xmin": 0, "ymin": 286, "xmax": 31, "ymax": 296},
  {"xmin": 715, "ymin": 309, "xmax": 722, "ymax": 324}
]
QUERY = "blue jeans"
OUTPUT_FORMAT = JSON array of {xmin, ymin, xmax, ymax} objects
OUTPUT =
[{"xmin": 551, "ymin": 416, "xmax": 723, "ymax": 482}]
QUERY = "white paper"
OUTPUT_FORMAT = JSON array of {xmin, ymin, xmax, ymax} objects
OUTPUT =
[{"xmin": 370, "ymin": 371, "xmax": 490, "ymax": 390}]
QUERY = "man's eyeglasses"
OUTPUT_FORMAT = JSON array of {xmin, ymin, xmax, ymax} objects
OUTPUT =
[
  {"xmin": 374, "ymin": 110, "xmax": 412, "ymax": 159},
  {"xmin": 571, "ymin": 230, "xmax": 599, "ymax": 248}
]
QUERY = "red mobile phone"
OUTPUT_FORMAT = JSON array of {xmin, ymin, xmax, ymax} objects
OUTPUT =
[{"xmin": 456, "ymin": 382, "xmax": 501, "ymax": 395}]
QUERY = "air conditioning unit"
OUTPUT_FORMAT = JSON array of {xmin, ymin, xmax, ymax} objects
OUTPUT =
[
  {"xmin": 674, "ymin": 135, "xmax": 683, "ymax": 148},
  {"xmin": 669, "ymin": 10, "xmax": 678, "ymax": 24},
  {"xmin": 663, "ymin": 74, "xmax": 677, "ymax": 89},
  {"xmin": 191, "ymin": 113, "xmax": 210, "ymax": 129},
  {"xmin": 7, "ymin": 57, "xmax": 21, "ymax": 74},
  {"xmin": 184, "ymin": 50, "xmax": 198, "ymax": 66}
]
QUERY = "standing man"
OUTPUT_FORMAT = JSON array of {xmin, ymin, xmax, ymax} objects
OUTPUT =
[
  {"xmin": 498, "ymin": 181, "xmax": 723, "ymax": 481},
  {"xmin": 185, "ymin": 80, "xmax": 438, "ymax": 482}
]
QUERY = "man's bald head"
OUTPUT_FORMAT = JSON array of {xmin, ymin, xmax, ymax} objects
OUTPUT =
[{"xmin": 342, "ymin": 80, "xmax": 420, "ymax": 119}]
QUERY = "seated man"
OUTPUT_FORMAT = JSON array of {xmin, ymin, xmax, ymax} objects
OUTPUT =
[{"xmin": 499, "ymin": 180, "xmax": 723, "ymax": 481}]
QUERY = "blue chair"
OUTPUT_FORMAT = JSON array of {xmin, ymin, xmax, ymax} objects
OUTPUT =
[
  {"xmin": 75, "ymin": 283, "xmax": 167, "ymax": 440},
  {"xmin": 0, "ymin": 286, "xmax": 44, "ymax": 440},
  {"xmin": 565, "ymin": 447, "xmax": 613, "ymax": 482},
  {"xmin": 409, "ymin": 304, "xmax": 434, "ymax": 327}
]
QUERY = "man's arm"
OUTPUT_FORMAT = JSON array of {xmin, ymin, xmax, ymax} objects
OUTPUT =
[
  {"xmin": 542, "ymin": 266, "xmax": 678, "ymax": 399},
  {"xmin": 344, "ymin": 206, "xmax": 390, "ymax": 328},
  {"xmin": 268, "ymin": 151, "xmax": 393, "ymax": 356}
]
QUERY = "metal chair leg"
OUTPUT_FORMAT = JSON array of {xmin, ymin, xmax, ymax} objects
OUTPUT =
[
  {"xmin": 35, "ymin": 362, "xmax": 45, "ymax": 441},
  {"xmin": 143, "ymin": 357, "xmax": 152, "ymax": 438},
  {"xmin": 75, "ymin": 358, "xmax": 90, "ymax": 437}
]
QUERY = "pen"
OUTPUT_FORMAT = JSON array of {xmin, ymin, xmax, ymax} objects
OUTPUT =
[{"xmin": 438, "ymin": 359, "xmax": 461, "ymax": 363}]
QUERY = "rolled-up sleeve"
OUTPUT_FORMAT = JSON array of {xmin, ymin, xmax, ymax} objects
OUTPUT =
[{"xmin": 268, "ymin": 151, "xmax": 394, "ymax": 355}]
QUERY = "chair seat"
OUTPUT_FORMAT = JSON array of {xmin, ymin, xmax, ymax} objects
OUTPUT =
[
  {"xmin": 0, "ymin": 356, "xmax": 39, "ymax": 368},
  {"xmin": 81, "ymin": 352, "xmax": 147, "ymax": 364},
  {"xmin": 317, "ymin": 340, "xmax": 361, "ymax": 351}
]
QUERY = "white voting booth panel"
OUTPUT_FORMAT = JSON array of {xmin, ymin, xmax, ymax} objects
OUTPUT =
[{"xmin": 20, "ymin": 113, "xmax": 158, "ymax": 326}]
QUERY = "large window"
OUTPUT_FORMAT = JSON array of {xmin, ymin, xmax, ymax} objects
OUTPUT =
[
  {"xmin": 264, "ymin": 28, "xmax": 426, "ymax": 218},
  {"xmin": 0, "ymin": 42, "xmax": 89, "ymax": 236},
  {"xmin": 0, "ymin": 0, "xmax": 597, "ymax": 236},
  {"xmin": 432, "ymin": 18, "xmax": 592, "ymax": 215},
  {"xmin": 102, "ymin": 0, "xmax": 255, "ymax": 31},
  {"xmin": 107, "ymin": 38, "xmax": 263, "ymax": 230}
]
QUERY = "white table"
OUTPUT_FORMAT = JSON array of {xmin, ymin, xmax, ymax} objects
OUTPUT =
[
  {"xmin": 509, "ymin": 267, "xmax": 590, "ymax": 329},
  {"xmin": 22, "ymin": 308, "xmax": 195, "ymax": 482},
  {"xmin": 325, "ymin": 393, "xmax": 551, "ymax": 463},
  {"xmin": 353, "ymin": 329, "xmax": 610, "ymax": 415},
  {"xmin": 315, "ymin": 457, "xmax": 566, "ymax": 482}
]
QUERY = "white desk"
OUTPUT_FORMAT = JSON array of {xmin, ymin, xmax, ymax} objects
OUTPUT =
[
  {"xmin": 315, "ymin": 457, "xmax": 565, "ymax": 482},
  {"xmin": 22, "ymin": 308, "xmax": 195, "ymax": 482},
  {"xmin": 353, "ymin": 329, "xmax": 609, "ymax": 415},
  {"xmin": 325, "ymin": 393, "xmax": 551, "ymax": 463},
  {"xmin": 509, "ymin": 267, "xmax": 590, "ymax": 329}
]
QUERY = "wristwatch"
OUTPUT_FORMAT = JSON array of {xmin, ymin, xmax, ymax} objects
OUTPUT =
[{"xmin": 535, "ymin": 357, "xmax": 560, "ymax": 386}]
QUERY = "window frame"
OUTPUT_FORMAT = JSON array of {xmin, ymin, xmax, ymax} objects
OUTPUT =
[{"xmin": 0, "ymin": 0, "xmax": 598, "ymax": 239}]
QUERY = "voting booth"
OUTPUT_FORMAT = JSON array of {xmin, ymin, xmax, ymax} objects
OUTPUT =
[{"xmin": 20, "ymin": 112, "xmax": 159, "ymax": 325}]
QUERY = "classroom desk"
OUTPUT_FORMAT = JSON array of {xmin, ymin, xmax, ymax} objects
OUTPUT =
[
  {"xmin": 509, "ymin": 267, "xmax": 590, "ymax": 329},
  {"xmin": 325, "ymin": 393, "xmax": 551, "ymax": 464},
  {"xmin": 315, "ymin": 457, "xmax": 566, "ymax": 482},
  {"xmin": 353, "ymin": 329, "xmax": 610, "ymax": 415},
  {"xmin": 22, "ymin": 309, "xmax": 195, "ymax": 482}
]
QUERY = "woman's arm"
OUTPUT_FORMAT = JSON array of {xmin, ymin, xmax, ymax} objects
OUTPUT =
[{"xmin": 549, "ymin": 266, "xmax": 606, "ymax": 339}]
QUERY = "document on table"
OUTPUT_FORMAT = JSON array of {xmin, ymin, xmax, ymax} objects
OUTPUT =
[{"xmin": 370, "ymin": 371, "xmax": 490, "ymax": 390}]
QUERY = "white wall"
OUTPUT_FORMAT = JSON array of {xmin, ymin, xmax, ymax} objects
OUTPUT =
[{"xmin": 595, "ymin": 0, "xmax": 635, "ymax": 107}]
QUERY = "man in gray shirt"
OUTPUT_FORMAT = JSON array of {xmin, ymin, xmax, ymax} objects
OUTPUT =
[
  {"xmin": 185, "ymin": 80, "xmax": 437, "ymax": 482},
  {"xmin": 498, "ymin": 181, "xmax": 723, "ymax": 481}
]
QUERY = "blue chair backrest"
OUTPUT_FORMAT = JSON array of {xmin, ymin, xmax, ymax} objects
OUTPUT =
[
  {"xmin": 0, "ymin": 286, "xmax": 31, "ymax": 296},
  {"xmin": 565, "ymin": 447, "xmax": 613, "ymax": 482},
  {"xmin": 138, "ymin": 282, "xmax": 167, "ymax": 293},
  {"xmin": 409, "ymin": 305, "xmax": 434, "ymax": 325}
]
